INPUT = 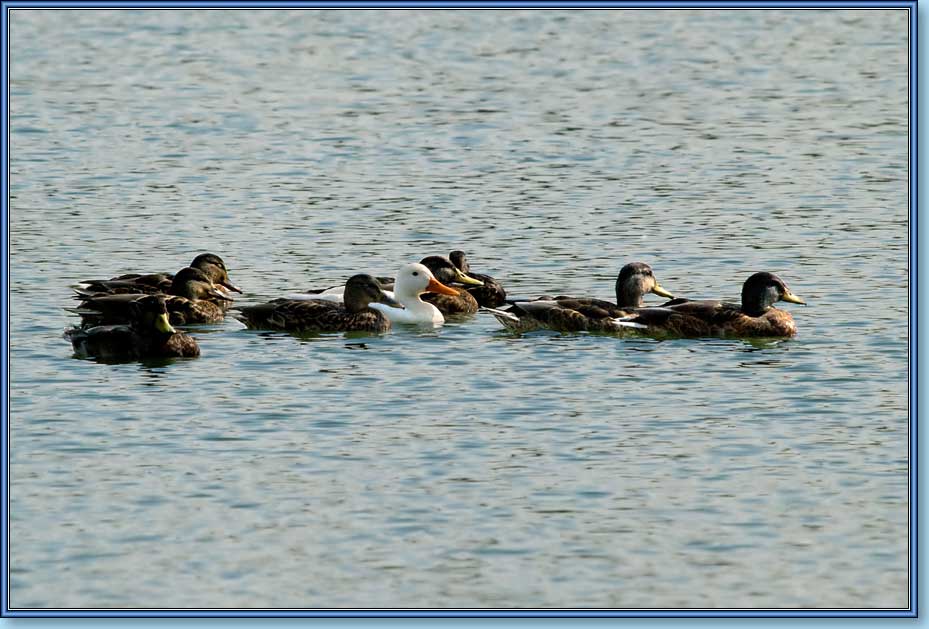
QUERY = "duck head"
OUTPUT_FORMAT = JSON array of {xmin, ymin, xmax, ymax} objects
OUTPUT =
[
  {"xmin": 191, "ymin": 253, "xmax": 242, "ymax": 294},
  {"xmin": 448, "ymin": 250, "xmax": 470, "ymax": 274},
  {"xmin": 343, "ymin": 274, "xmax": 403, "ymax": 312},
  {"xmin": 741, "ymin": 272, "xmax": 805, "ymax": 316},
  {"xmin": 129, "ymin": 295, "xmax": 176, "ymax": 335},
  {"xmin": 615, "ymin": 262, "xmax": 674, "ymax": 307},
  {"xmin": 419, "ymin": 255, "xmax": 483, "ymax": 287},
  {"xmin": 393, "ymin": 263, "xmax": 460, "ymax": 301},
  {"xmin": 171, "ymin": 267, "xmax": 233, "ymax": 302}
]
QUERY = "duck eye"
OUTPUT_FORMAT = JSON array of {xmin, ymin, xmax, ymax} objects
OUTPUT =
[{"xmin": 412, "ymin": 271, "xmax": 419, "ymax": 276}]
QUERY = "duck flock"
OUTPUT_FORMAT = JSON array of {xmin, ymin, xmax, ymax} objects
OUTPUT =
[{"xmin": 64, "ymin": 252, "xmax": 805, "ymax": 361}]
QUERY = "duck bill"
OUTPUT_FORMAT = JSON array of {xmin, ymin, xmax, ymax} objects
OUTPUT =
[
  {"xmin": 782, "ymin": 291, "xmax": 805, "ymax": 305},
  {"xmin": 208, "ymin": 287, "xmax": 235, "ymax": 301},
  {"xmin": 154, "ymin": 312, "xmax": 176, "ymax": 334},
  {"xmin": 426, "ymin": 277, "xmax": 459, "ymax": 296},
  {"xmin": 221, "ymin": 280, "xmax": 243, "ymax": 294},
  {"xmin": 651, "ymin": 283, "xmax": 674, "ymax": 299},
  {"xmin": 453, "ymin": 269, "xmax": 484, "ymax": 286},
  {"xmin": 377, "ymin": 291, "xmax": 404, "ymax": 309}
]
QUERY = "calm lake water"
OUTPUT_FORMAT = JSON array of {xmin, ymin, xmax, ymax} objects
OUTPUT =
[{"xmin": 9, "ymin": 9, "xmax": 910, "ymax": 609}]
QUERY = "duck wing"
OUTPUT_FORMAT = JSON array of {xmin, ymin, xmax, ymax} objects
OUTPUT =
[
  {"xmin": 552, "ymin": 297, "xmax": 629, "ymax": 319},
  {"xmin": 510, "ymin": 300, "xmax": 614, "ymax": 332},
  {"xmin": 624, "ymin": 300, "xmax": 743, "ymax": 335},
  {"xmin": 71, "ymin": 293, "xmax": 147, "ymax": 325},
  {"xmin": 237, "ymin": 299, "xmax": 351, "ymax": 331},
  {"xmin": 78, "ymin": 272, "xmax": 174, "ymax": 294}
]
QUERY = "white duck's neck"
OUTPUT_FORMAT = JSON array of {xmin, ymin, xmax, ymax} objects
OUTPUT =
[
  {"xmin": 372, "ymin": 288, "xmax": 443, "ymax": 324},
  {"xmin": 400, "ymin": 290, "xmax": 444, "ymax": 323}
]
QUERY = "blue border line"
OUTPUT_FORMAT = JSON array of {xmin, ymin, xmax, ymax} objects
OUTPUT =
[
  {"xmin": 1, "ymin": 0, "xmax": 8, "ymax": 620},
  {"xmin": 908, "ymin": 3, "xmax": 919, "ymax": 616},
  {"xmin": 1, "ymin": 0, "xmax": 917, "ymax": 620},
  {"xmin": 0, "ymin": 609, "xmax": 920, "ymax": 618},
  {"xmin": 0, "ymin": 0, "xmax": 920, "ymax": 7}
]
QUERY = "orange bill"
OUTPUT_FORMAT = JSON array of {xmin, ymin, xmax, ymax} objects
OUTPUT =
[{"xmin": 426, "ymin": 277, "xmax": 459, "ymax": 296}]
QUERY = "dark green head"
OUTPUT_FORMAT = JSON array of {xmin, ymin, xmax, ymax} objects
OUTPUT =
[
  {"xmin": 419, "ymin": 255, "xmax": 483, "ymax": 287},
  {"xmin": 128, "ymin": 295, "xmax": 176, "ymax": 335},
  {"xmin": 343, "ymin": 274, "xmax": 402, "ymax": 313},
  {"xmin": 615, "ymin": 262, "xmax": 674, "ymax": 307},
  {"xmin": 191, "ymin": 253, "xmax": 241, "ymax": 293},
  {"xmin": 171, "ymin": 267, "xmax": 232, "ymax": 302},
  {"xmin": 741, "ymin": 272, "xmax": 805, "ymax": 316}
]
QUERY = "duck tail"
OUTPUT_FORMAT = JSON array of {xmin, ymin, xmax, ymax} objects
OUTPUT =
[
  {"xmin": 72, "ymin": 287, "xmax": 101, "ymax": 299},
  {"xmin": 481, "ymin": 306, "xmax": 529, "ymax": 332},
  {"xmin": 612, "ymin": 315, "xmax": 648, "ymax": 330},
  {"xmin": 480, "ymin": 306, "xmax": 518, "ymax": 322},
  {"xmin": 63, "ymin": 306, "xmax": 96, "ymax": 316}
]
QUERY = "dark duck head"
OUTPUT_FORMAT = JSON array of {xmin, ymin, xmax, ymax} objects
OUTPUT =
[
  {"xmin": 419, "ymin": 255, "xmax": 484, "ymax": 288},
  {"xmin": 170, "ymin": 267, "xmax": 234, "ymax": 302},
  {"xmin": 740, "ymin": 272, "xmax": 805, "ymax": 316},
  {"xmin": 343, "ymin": 274, "xmax": 403, "ymax": 312},
  {"xmin": 128, "ymin": 295, "xmax": 177, "ymax": 336},
  {"xmin": 190, "ymin": 253, "xmax": 242, "ymax": 294},
  {"xmin": 615, "ymin": 262, "xmax": 674, "ymax": 307}
]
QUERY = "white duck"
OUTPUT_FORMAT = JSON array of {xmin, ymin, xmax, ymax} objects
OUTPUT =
[{"xmin": 369, "ymin": 263, "xmax": 459, "ymax": 325}]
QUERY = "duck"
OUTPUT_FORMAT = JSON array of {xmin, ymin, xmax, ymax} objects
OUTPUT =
[
  {"xmin": 484, "ymin": 262, "xmax": 674, "ymax": 333},
  {"xmin": 72, "ymin": 267, "xmax": 233, "ymax": 326},
  {"xmin": 448, "ymin": 250, "xmax": 507, "ymax": 307},
  {"xmin": 65, "ymin": 295, "xmax": 200, "ymax": 360},
  {"xmin": 77, "ymin": 252, "xmax": 242, "ymax": 297},
  {"xmin": 235, "ymin": 274, "xmax": 402, "ymax": 333},
  {"xmin": 366, "ymin": 262, "xmax": 461, "ymax": 325},
  {"xmin": 615, "ymin": 272, "xmax": 805, "ymax": 337},
  {"xmin": 418, "ymin": 255, "xmax": 485, "ymax": 315}
]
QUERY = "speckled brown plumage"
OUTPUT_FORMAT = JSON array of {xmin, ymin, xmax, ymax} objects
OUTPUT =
[
  {"xmin": 235, "ymin": 274, "xmax": 398, "ymax": 333},
  {"xmin": 487, "ymin": 262, "xmax": 673, "ymax": 333},
  {"xmin": 237, "ymin": 299, "xmax": 391, "ymax": 333},
  {"xmin": 422, "ymin": 288, "xmax": 480, "ymax": 315},
  {"xmin": 74, "ymin": 267, "xmax": 231, "ymax": 326}
]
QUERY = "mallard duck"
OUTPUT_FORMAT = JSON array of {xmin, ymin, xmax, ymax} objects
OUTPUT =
[
  {"xmin": 77, "ymin": 252, "xmax": 242, "ymax": 296},
  {"xmin": 73, "ymin": 267, "xmax": 232, "ymax": 326},
  {"xmin": 235, "ymin": 274, "xmax": 402, "ymax": 333},
  {"xmin": 65, "ymin": 295, "xmax": 200, "ymax": 360},
  {"xmin": 484, "ymin": 262, "xmax": 674, "ymax": 333},
  {"xmin": 366, "ymin": 263, "xmax": 461, "ymax": 325},
  {"xmin": 615, "ymin": 271, "xmax": 805, "ymax": 337},
  {"xmin": 448, "ymin": 250, "xmax": 507, "ymax": 307},
  {"xmin": 418, "ymin": 255, "xmax": 485, "ymax": 315}
]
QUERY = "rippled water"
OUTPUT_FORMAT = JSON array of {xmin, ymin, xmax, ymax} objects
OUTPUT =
[{"xmin": 9, "ymin": 9, "xmax": 910, "ymax": 609}]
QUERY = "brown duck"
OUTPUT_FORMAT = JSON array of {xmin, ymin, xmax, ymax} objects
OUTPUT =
[
  {"xmin": 486, "ymin": 262, "xmax": 673, "ymax": 333},
  {"xmin": 235, "ymin": 274, "xmax": 402, "ymax": 334},
  {"xmin": 615, "ymin": 271, "xmax": 805, "ymax": 338}
]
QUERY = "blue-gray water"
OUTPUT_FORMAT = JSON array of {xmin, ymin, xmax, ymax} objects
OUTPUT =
[{"xmin": 9, "ymin": 9, "xmax": 909, "ymax": 609}]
